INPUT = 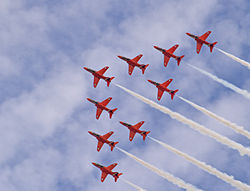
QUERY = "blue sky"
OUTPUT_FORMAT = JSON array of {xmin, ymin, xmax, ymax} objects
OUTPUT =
[{"xmin": 0, "ymin": 0, "xmax": 250, "ymax": 190}]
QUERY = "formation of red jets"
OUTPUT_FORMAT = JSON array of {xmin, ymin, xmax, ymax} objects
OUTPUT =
[{"xmin": 84, "ymin": 31, "xmax": 217, "ymax": 183}]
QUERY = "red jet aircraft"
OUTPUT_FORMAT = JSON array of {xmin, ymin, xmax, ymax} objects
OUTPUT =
[
  {"xmin": 92, "ymin": 162, "xmax": 123, "ymax": 182},
  {"xmin": 154, "ymin": 45, "xmax": 184, "ymax": 67},
  {"xmin": 119, "ymin": 121, "xmax": 150, "ymax": 141},
  {"xmin": 84, "ymin": 66, "xmax": 115, "ymax": 88},
  {"xmin": 87, "ymin": 97, "xmax": 118, "ymax": 119},
  {"xmin": 186, "ymin": 31, "xmax": 218, "ymax": 54},
  {"xmin": 117, "ymin": 54, "xmax": 149, "ymax": 75},
  {"xmin": 148, "ymin": 79, "xmax": 179, "ymax": 100},
  {"xmin": 88, "ymin": 131, "xmax": 119, "ymax": 152}
]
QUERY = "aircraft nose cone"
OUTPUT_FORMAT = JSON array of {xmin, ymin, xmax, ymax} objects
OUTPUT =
[
  {"xmin": 117, "ymin": 56, "xmax": 122, "ymax": 59},
  {"xmin": 153, "ymin": 46, "xmax": 161, "ymax": 50}
]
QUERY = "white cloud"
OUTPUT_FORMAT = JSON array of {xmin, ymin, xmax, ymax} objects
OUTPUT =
[{"xmin": 0, "ymin": 0, "xmax": 250, "ymax": 191}]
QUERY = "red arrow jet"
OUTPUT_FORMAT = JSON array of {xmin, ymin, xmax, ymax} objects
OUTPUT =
[
  {"xmin": 88, "ymin": 131, "xmax": 119, "ymax": 152},
  {"xmin": 148, "ymin": 79, "xmax": 178, "ymax": 100},
  {"xmin": 154, "ymin": 45, "xmax": 184, "ymax": 67},
  {"xmin": 92, "ymin": 162, "xmax": 123, "ymax": 182},
  {"xmin": 87, "ymin": 97, "xmax": 118, "ymax": 119},
  {"xmin": 84, "ymin": 66, "xmax": 115, "ymax": 88},
  {"xmin": 119, "ymin": 121, "xmax": 150, "ymax": 141},
  {"xmin": 186, "ymin": 31, "xmax": 217, "ymax": 54},
  {"xmin": 117, "ymin": 54, "xmax": 149, "ymax": 75}
]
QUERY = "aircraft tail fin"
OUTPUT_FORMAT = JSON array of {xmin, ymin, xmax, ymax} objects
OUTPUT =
[
  {"xmin": 109, "ymin": 108, "xmax": 118, "ymax": 119},
  {"xmin": 106, "ymin": 77, "xmax": 115, "ymax": 87},
  {"xmin": 142, "ymin": 131, "xmax": 151, "ymax": 141},
  {"xmin": 170, "ymin": 89, "xmax": 179, "ymax": 100},
  {"xmin": 176, "ymin": 55, "xmax": 184, "ymax": 66},
  {"xmin": 141, "ymin": 64, "xmax": 149, "ymax": 74},
  {"xmin": 114, "ymin": 173, "xmax": 123, "ymax": 182},
  {"xmin": 110, "ymin": 141, "xmax": 119, "ymax": 151},
  {"xmin": 210, "ymin": 42, "xmax": 218, "ymax": 52}
]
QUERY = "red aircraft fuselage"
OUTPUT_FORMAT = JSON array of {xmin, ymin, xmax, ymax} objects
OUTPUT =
[
  {"xmin": 87, "ymin": 98, "xmax": 110, "ymax": 111},
  {"xmin": 117, "ymin": 55, "xmax": 149, "ymax": 75},
  {"xmin": 119, "ymin": 121, "xmax": 150, "ymax": 141},
  {"xmin": 87, "ymin": 97, "xmax": 117, "ymax": 119},
  {"xmin": 84, "ymin": 66, "xmax": 115, "ymax": 88},
  {"xmin": 92, "ymin": 162, "xmax": 122, "ymax": 182},
  {"xmin": 88, "ymin": 131, "xmax": 118, "ymax": 151},
  {"xmin": 148, "ymin": 79, "xmax": 178, "ymax": 100},
  {"xmin": 186, "ymin": 33, "xmax": 210, "ymax": 45},
  {"xmin": 148, "ymin": 80, "xmax": 172, "ymax": 94},
  {"xmin": 186, "ymin": 31, "xmax": 217, "ymax": 54},
  {"xmin": 154, "ymin": 45, "xmax": 178, "ymax": 59},
  {"xmin": 153, "ymin": 45, "xmax": 184, "ymax": 66}
]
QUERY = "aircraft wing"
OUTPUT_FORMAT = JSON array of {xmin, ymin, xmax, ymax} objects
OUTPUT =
[
  {"xmin": 97, "ymin": 141, "xmax": 105, "ymax": 152},
  {"xmin": 134, "ymin": 121, "xmax": 144, "ymax": 130},
  {"xmin": 97, "ymin": 66, "xmax": 109, "ymax": 75},
  {"xmin": 157, "ymin": 89, "xmax": 164, "ymax": 101},
  {"xmin": 199, "ymin": 31, "xmax": 211, "ymax": 41},
  {"xmin": 128, "ymin": 64, "xmax": 135, "ymax": 75},
  {"xmin": 161, "ymin": 79, "xmax": 173, "ymax": 88},
  {"xmin": 164, "ymin": 55, "xmax": 170, "ymax": 67},
  {"xmin": 167, "ymin": 44, "xmax": 179, "ymax": 54},
  {"xmin": 131, "ymin": 54, "xmax": 143, "ymax": 63},
  {"xmin": 129, "ymin": 131, "xmax": 136, "ymax": 141},
  {"xmin": 93, "ymin": 76, "xmax": 100, "ymax": 88},
  {"xmin": 96, "ymin": 108, "xmax": 103, "ymax": 119},
  {"xmin": 196, "ymin": 42, "xmax": 203, "ymax": 54},
  {"xmin": 101, "ymin": 131, "xmax": 114, "ymax": 140},
  {"xmin": 101, "ymin": 172, "xmax": 108, "ymax": 182},
  {"xmin": 100, "ymin": 97, "xmax": 112, "ymax": 106},
  {"xmin": 107, "ymin": 163, "xmax": 118, "ymax": 170}
]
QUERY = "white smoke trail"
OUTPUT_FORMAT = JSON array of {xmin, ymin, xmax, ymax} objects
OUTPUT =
[
  {"xmin": 215, "ymin": 47, "xmax": 250, "ymax": 69},
  {"xmin": 178, "ymin": 96, "xmax": 250, "ymax": 139},
  {"xmin": 121, "ymin": 178, "xmax": 146, "ymax": 191},
  {"xmin": 188, "ymin": 64, "xmax": 250, "ymax": 100},
  {"xmin": 149, "ymin": 136, "xmax": 250, "ymax": 191},
  {"xmin": 116, "ymin": 147, "xmax": 202, "ymax": 191},
  {"xmin": 114, "ymin": 83, "xmax": 250, "ymax": 157}
]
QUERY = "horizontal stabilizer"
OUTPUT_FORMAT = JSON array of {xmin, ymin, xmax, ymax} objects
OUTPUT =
[
  {"xmin": 114, "ymin": 173, "xmax": 123, "ymax": 182},
  {"xmin": 170, "ymin": 89, "xmax": 179, "ymax": 100},
  {"xmin": 109, "ymin": 108, "xmax": 118, "ymax": 119},
  {"xmin": 176, "ymin": 55, "xmax": 184, "ymax": 66},
  {"xmin": 142, "ymin": 131, "xmax": 151, "ymax": 141},
  {"xmin": 110, "ymin": 142, "xmax": 119, "ymax": 151},
  {"xmin": 106, "ymin": 77, "xmax": 115, "ymax": 87},
  {"xmin": 141, "ymin": 64, "xmax": 149, "ymax": 74},
  {"xmin": 209, "ymin": 42, "xmax": 218, "ymax": 53}
]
